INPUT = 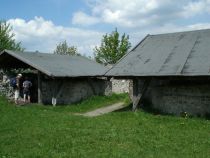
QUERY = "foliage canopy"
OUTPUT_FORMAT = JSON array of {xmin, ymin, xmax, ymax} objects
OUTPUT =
[
  {"xmin": 54, "ymin": 40, "xmax": 80, "ymax": 56},
  {"xmin": 94, "ymin": 28, "xmax": 131, "ymax": 65},
  {"xmin": 0, "ymin": 20, "xmax": 24, "ymax": 52}
]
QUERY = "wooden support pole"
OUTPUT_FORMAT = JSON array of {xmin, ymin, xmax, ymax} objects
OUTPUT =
[
  {"xmin": 132, "ymin": 78, "xmax": 139, "ymax": 111},
  {"xmin": 37, "ymin": 71, "xmax": 42, "ymax": 104},
  {"xmin": 132, "ymin": 78, "xmax": 151, "ymax": 111}
]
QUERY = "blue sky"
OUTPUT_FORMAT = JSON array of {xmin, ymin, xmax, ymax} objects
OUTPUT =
[
  {"xmin": 0, "ymin": 0, "xmax": 84, "ymax": 26},
  {"xmin": 1, "ymin": 0, "xmax": 210, "ymax": 56}
]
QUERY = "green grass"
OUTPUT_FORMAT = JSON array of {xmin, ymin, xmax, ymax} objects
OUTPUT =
[
  {"xmin": 0, "ymin": 94, "xmax": 210, "ymax": 158},
  {"xmin": 46, "ymin": 93, "xmax": 130, "ymax": 113}
]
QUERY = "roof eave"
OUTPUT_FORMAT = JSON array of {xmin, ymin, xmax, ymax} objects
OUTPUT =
[{"xmin": 3, "ymin": 50, "xmax": 53, "ymax": 76}]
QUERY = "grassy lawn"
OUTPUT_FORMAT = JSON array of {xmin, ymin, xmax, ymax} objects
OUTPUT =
[
  {"xmin": 0, "ymin": 93, "xmax": 210, "ymax": 158},
  {"xmin": 44, "ymin": 93, "xmax": 130, "ymax": 113}
]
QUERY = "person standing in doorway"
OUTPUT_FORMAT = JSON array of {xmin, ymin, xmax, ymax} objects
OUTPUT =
[
  {"xmin": 12, "ymin": 74, "xmax": 22, "ymax": 104},
  {"xmin": 23, "ymin": 77, "xmax": 32, "ymax": 103}
]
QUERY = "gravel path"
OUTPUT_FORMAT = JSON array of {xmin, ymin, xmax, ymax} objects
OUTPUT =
[{"xmin": 81, "ymin": 102, "xmax": 125, "ymax": 117}]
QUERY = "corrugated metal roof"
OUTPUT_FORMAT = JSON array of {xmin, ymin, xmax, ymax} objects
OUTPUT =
[
  {"xmin": 106, "ymin": 29, "xmax": 210, "ymax": 77},
  {"xmin": 0, "ymin": 50, "xmax": 108, "ymax": 77}
]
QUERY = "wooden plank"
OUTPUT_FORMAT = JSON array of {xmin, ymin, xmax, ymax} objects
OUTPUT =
[
  {"xmin": 132, "ymin": 78, "xmax": 139, "ymax": 111},
  {"xmin": 132, "ymin": 78, "xmax": 151, "ymax": 111},
  {"xmin": 37, "ymin": 71, "xmax": 42, "ymax": 104}
]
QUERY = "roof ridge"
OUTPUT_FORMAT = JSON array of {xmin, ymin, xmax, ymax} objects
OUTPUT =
[
  {"xmin": 104, "ymin": 28, "xmax": 210, "ymax": 77},
  {"xmin": 105, "ymin": 34, "xmax": 150, "ymax": 75},
  {"xmin": 1, "ymin": 50, "xmax": 108, "ymax": 77},
  {"xmin": 72, "ymin": 54, "xmax": 108, "ymax": 69},
  {"xmin": 151, "ymin": 28, "xmax": 210, "ymax": 36},
  {"xmin": 7, "ymin": 50, "xmax": 106, "ymax": 68}
]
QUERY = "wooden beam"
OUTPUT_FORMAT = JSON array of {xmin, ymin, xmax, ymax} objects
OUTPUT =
[
  {"xmin": 132, "ymin": 78, "xmax": 139, "ymax": 111},
  {"xmin": 37, "ymin": 71, "xmax": 42, "ymax": 104},
  {"xmin": 132, "ymin": 78, "xmax": 151, "ymax": 111}
]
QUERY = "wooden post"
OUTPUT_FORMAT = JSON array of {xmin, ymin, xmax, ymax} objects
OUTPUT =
[
  {"xmin": 132, "ymin": 78, "xmax": 151, "ymax": 111},
  {"xmin": 132, "ymin": 78, "xmax": 139, "ymax": 111},
  {"xmin": 37, "ymin": 71, "xmax": 42, "ymax": 104}
]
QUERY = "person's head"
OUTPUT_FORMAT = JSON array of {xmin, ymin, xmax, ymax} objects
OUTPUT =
[{"xmin": 17, "ymin": 73, "xmax": 22, "ymax": 79}]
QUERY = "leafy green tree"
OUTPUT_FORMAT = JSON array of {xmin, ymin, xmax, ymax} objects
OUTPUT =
[
  {"xmin": 0, "ymin": 20, "xmax": 24, "ymax": 52},
  {"xmin": 94, "ymin": 28, "xmax": 131, "ymax": 65},
  {"xmin": 54, "ymin": 40, "xmax": 80, "ymax": 56}
]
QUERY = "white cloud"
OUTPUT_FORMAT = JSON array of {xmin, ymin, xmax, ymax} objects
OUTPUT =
[
  {"xmin": 8, "ymin": 17, "xmax": 104, "ymax": 56},
  {"xmin": 72, "ymin": 11, "xmax": 100, "ymax": 26},
  {"xmin": 3, "ymin": 0, "xmax": 210, "ymax": 65},
  {"xmin": 129, "ymin": 22, "xmax": 210, "ymax": 47},
  {"xmin": 182, "ymin": 0, "xmax": 210, "ymax": 17},
  {"xmin": 77, "ymin": 0, "xmax": 210, "ymax": 28}
]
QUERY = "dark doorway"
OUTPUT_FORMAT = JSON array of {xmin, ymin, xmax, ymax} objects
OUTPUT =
[{"xmin": 21, "ymin": 73, "xmax": 38, "ymax": 103}]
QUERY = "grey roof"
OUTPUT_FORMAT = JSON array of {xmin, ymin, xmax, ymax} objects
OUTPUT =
[
  {"xmin": 106, "ymin": 29, "xmax": 210, "ymax": 77},
  {"xmin": 0, "ymin": 50, "xmax": 108, "ymax": 77}
]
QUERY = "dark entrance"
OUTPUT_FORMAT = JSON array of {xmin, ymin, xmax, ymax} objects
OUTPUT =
[{"xmin": 21, "ymin": 73, "xmax": 38, "ymax": 103}]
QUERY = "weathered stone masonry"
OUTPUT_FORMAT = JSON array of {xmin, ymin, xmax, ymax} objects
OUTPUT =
[
  {"xmin": 40, "ymin": 76, "xmax": 111, "ymax": 105},
  {"xmin": 0, "ymin": 74, "xmax": 13, "ymax": 97},
  {"xmin": 134, "ymin": 78, "xmax": 210, "ymax": 117},
  {"xmin": 111, "ymin": 79, "xmax": 130, "ymax": 94}
]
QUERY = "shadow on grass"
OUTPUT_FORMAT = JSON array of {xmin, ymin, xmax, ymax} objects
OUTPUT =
[
  {"xmin": 113, "ymin": 102, "xmax": 166, "ymax": 114},
  {"xmin": 141, "ymin": 103, "xmax": 210, "ymax": 120},
  {"xmin": 114, "ymin": 103, "xmax": 133, "ymax": 112},
  {"xmin": 113, "ymin": 101, "xmax": 210, "ymax": 120}
]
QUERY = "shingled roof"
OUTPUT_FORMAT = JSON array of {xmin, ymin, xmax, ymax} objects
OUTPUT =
[
  {"xmin": 0, "ymin": 50, "xmax": 108, "ymax": 77},
  {"xmin": 106, "ymin": 29, "xmax": 210, "ymax": 77}
]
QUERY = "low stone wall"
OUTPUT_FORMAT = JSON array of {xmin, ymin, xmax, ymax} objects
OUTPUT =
[
  {"xmin": 0, "ymin": 75, "xmax": 13, "ymax": 97},
  {"xmin": 0, "ymin": 73, "xmax": 38, "ymax": 101},
  {"xmin": 134, "ymin": 78, "xmax": 210, "ymax": 117},
  {"xmin": 41, "ymin": 77, "xmax": 112, "ymax": 105},
  {"xmin": 111, "ymin": 79, "xmax": 130, "ymax": 94}
]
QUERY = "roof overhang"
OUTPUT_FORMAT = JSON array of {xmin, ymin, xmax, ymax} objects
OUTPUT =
[
  {"xmin": 0, "ymin": 50, "xmax": 109, "ymax": 78},
  {"xmin": 0, "ymin": 50, "xmax": 53, "ymax": 76}
]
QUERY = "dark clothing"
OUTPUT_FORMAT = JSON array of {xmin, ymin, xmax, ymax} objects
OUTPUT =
[
  {"xmin": 23, "ymin": 89, "xmax": 30, "ymax": 96},
  {"xmin": 10, "ymin": 77, "xmax": 17, "ymax": 88},
  {"xmin": 23, "ymin": 80, "xmax": 32, "ymax": 89},
  {"xmin": 23, "ymin": 80, "xmax": 32, "ymax": 95}
]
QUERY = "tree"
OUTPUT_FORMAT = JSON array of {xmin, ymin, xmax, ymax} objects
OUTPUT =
[
  {"xmin": 94, "ymin": 28, "xmax": 131, "ymax": 65},
  {"xmin": 54, "ymin": 40, "xmax": 80, "ymax": 56},
  {"xmin": 0, "ymin": 20, "xmax": 24, "ymax": 52}
]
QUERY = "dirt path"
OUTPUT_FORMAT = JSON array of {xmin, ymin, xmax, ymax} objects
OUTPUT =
[{"xmin": 79, "ymin": 102, "xmax": 125, "ymax": 117}]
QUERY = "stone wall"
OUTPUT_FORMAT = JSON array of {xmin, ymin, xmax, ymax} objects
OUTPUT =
[
  {"xmin": 0, "ymin": 75, "xmax": 13, "ymax": 97},
  {"xmin": 111, "ymin": 79, "xmax": 130, "ymax": 94},
  {"xmin": 41, "ymin": 77, "xmax": 112, "ymax": 105},
  {"xmin": 135, "ymin": 78, "xmax": 210, "ymax": 117},
  {"xmin": 107, "ymin": 64, "xmax": 130, "ymax": 94},
  {"xmin": 0, "ymin": 73, "xmax": 38, "ymax": 101}
]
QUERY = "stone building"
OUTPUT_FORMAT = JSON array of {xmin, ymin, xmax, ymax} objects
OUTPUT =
[
  {"xmin": 106, "ymin": 29, "xmax": 210, "ymax": 117},
  {"xmin": 0, "ymin": 50, "xmax": 111, "ymax": 105},
  {"xmin": 106, "ymin": 65, "xmax": 130, "ymax": 94},
  {"xmin": 111, "ymin": 79, "xmax": 130, "ymax": 94}
]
